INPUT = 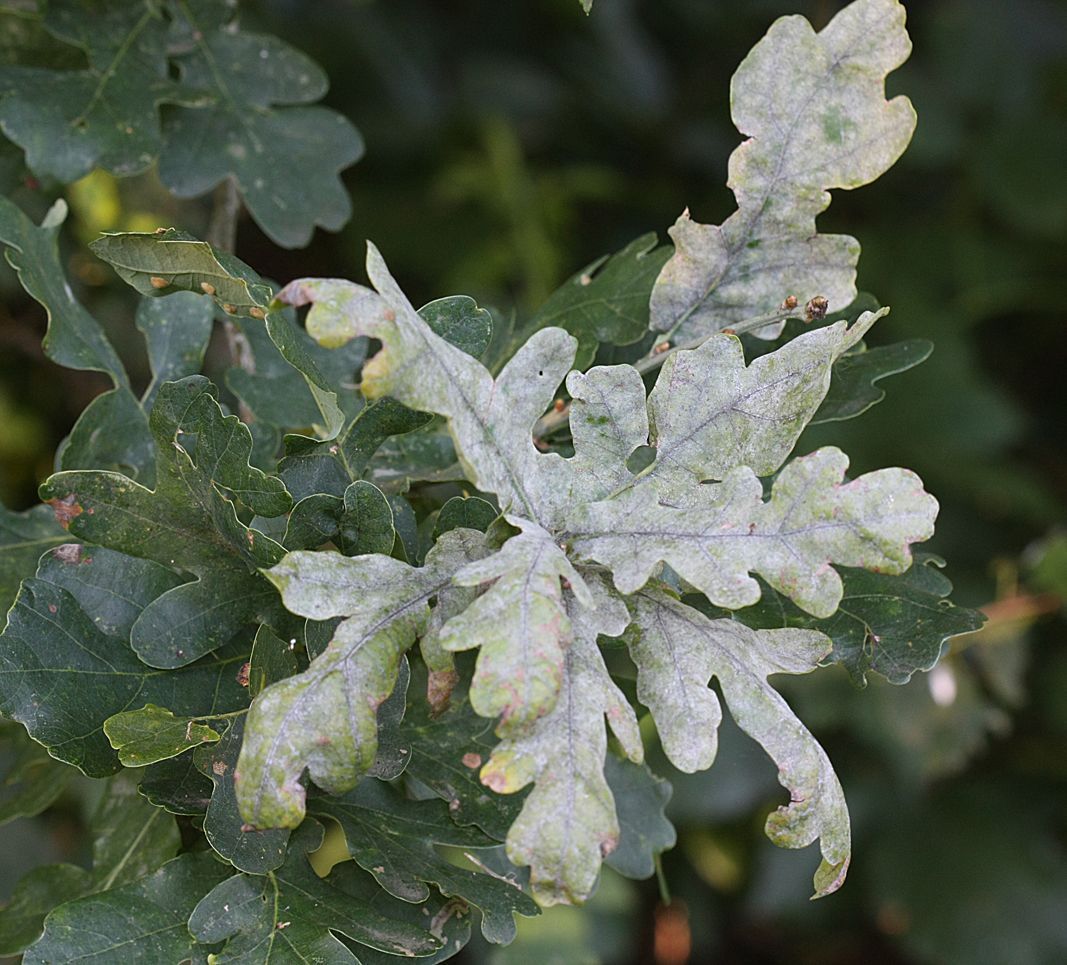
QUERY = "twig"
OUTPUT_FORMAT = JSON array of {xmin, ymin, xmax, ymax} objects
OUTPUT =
[
  {"xmin": 532, "ymin": 302, "xmax": 807, "ymax": 441},
  {"xmin": 206, "ymin": 178, "xmax": 255, "ymax": 418}
]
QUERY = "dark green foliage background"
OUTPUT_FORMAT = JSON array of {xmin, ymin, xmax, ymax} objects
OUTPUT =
[{"xmin": 1, "ymin": 1, "xmax": 1065, "ymax": 963}]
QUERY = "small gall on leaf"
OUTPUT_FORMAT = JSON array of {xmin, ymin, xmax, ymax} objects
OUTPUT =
[
  {"xmin": 236, "ymin": 662, "xmax": 251, "ymax": 687},
  {"xmin": 461, "ymin": 752, "xmax": 482, "ymax": 769},
  {"xmin": 149, "ymin": 276, "xmax": 169, "ymax": 289},
  {"xmin": 222, "ymin": 303, "xmax": 237, "ymax": 314},
  {"xmin": 200, "ymin": 281, "xmax": 216, "ymax": 295},
  {"xmin": 782, "ymin": 294, "xmax": 799, "ymax": 310},
  {"xmin": 249, "ymin": 306, "xmax": 266, "ymax": 319},
  {"xmin": 52, "ymin": 543, "xmax": 84, "ymax": 564},
  {"xmin": 805, "ymin": 295, "xmax": 829, "ymax": 321}
]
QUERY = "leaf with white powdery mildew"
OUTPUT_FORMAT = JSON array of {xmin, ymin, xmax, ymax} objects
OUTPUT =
[
  {"xmin": 572, "ymin": 446, "xmax": 937, "ymax": 619},
  {"xmin": 439, "ymin": 517, "xmax": 594, "ymax": 735},
  {"xmin": 479, "ymin": 575, "xmax": 643, "ymax": 906},
  {"xmin": 625, "ymin": 586, "xmax": 850, "ymax": 897},
  {"xmin": 650, "ymin": 0, "xmax": 916, "ymax": 340},
  {"xmin": 237, "ymin": 529, "xmax": 490, "ymax": 828},
  {"xmin": 270, "ymin": 230, "xmax": 939, "ymax": 901}
]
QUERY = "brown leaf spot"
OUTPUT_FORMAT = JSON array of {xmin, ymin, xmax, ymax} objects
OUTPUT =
[
  {"xmin": 426, "ymin": 669, "xmax": 458, "ymax": 716},
  {"xmin": 47, "ymin": 495, "xmax": 83, "ymax": 529},
  {"xmin": 236, "ymin": 662, "xmax": 250, "ymax": 687},
  {"xmin": 200, "ymin": 281, "xmax": 216, "ymax": 295},
  {"xmin": 249, "ymin": 306, "xmax": 266, "ymax": 319},
  {"xmin": 213, "ymin": 760, "xmax": 228, "ymax": 776},
  {"xmin": 782, "ymin": 294, "xmax": 799, "ymax": 311},
  {"xmin": 53, "ymin": 543, "xmax": 83, "ymax": 564},
  {"xmin": 48, "ymin": 604, "xmax": 57, "ymax": 614},
  {"xmin": 149, "ymin": 276, "xmax": 169, "ymax": 289},
  {"xmin": 461, "ymin": 752, "xmax": 482, "ymax": 769}
]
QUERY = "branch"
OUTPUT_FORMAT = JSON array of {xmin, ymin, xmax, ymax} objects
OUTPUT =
[
  {"xmin": 532, "ymin": 297, "xmax": 824, "ymax": 442},
  {"xmin": 206, "ymin": 178, "xmax": 256, "ymax": 416}
]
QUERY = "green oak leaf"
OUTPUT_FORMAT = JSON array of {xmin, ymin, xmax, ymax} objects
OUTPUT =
[
  {"xmin": 247, "ymin": 623, "xmax": 301, "ymax": 699},
  {"xmin": 0, "ymin": 500, "xmax": 66, "ymax": 615},
  {"xmin": 479, "ymin": 575, "xmax": 643, "ymax": 905},
  {"xmin": 399, "ymin": 660, "xmax": 525, "ymax": 840},
  {"xmin": 187, "ymin": 819, "xmax": 446, "ymax": 961},
  {"xmin": 310, "ymin": 780, "xmax": 540, "ymax": 944},
  {"xmin": 650, "ymin": 0, "xmax": 916, "ymax": 340},
  {"xmin": 280, "ymin": 397, "xmax": 431, "ymax": 501},
  {"xmin": 39, "ymin": 376, "xmax": 293, "ymax": 669},
  {"xmin": 23, "ymin": 852, "xmax": 230, "ymax": 964},
  {"xmin": 0, "ymin": 720, "xmax": 75, "ymax": 826},
  {"xmin": 90, "ymin": 227, "xmax": 273, "ymax": 314},
  {"xmin": 624, "ymin": 586, "xmax": 849, "ymax": 897},
  {"xmin": 0, "ymin": 0, "xmax": 190, "ymax": 182},
  {"xmin": 434, "ymin": 496, "xmax": 498, "ymax": 539},
  {"xmin": 238, "ymin": 528, "xmax": 490, "ymax": 828},
  {"xmin": 138, "ymin": 751, "xmax": 213, "ymax": 816},
  {"xmin": 0, "ymin": 197, "xmax": 124, "ymax": 380},
  {"xmin": 0, "ymin": 864, "xmax": 90, "ymax": 957},
  {"xmin": 0, "ymin": 770, "xmax": 181, "ymax": 955},
  {"xmin": 520, "ymin": 233, "xmax": 671, "ymax": 369},
  {"xmin": 194, "ymin": 718, "xmax": 291, "ymax": 874},
  {"xmin": 602, "ymin": 757, "xmax": 677, "ymax": 882},
  {"xmin": 283, "ymin": 480, "xmax": 395, "ymax": 556},
  {"xmin": 160, "ymin": 8, "xmax": 363, "ymax": 247},
  {"xmin": 0, "ymin": 544, "xmax": 248, "ymax": 776},
  {"xmin": 91, "ymin": 229, "xmax": 350, "ymax": 437},
  {"xmin": 103, "ymin": 704, "xmax": 221, "ymax": 767},
  {"xmin": 1, "ymin": 198, "xmax": 213, "ymax": 483},
  {"xmin": 811, "ymin": 338, "xmax": 933, "ymax": 424},
  {"xmin": 87, "ymin": 770, "xmax": 182, "ymax": 891},
  {"xmin": 698, "ymin": 554, "xmax": 987, "ymax": 686}
]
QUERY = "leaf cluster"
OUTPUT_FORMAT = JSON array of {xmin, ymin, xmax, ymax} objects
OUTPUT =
[
  {"xmin": 0, "ymin": 0, "xmax": 362, "ymax": 246},
  {"xmin": 0, "ymin": 1, "xmax": 984, "ymax": 960}
]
